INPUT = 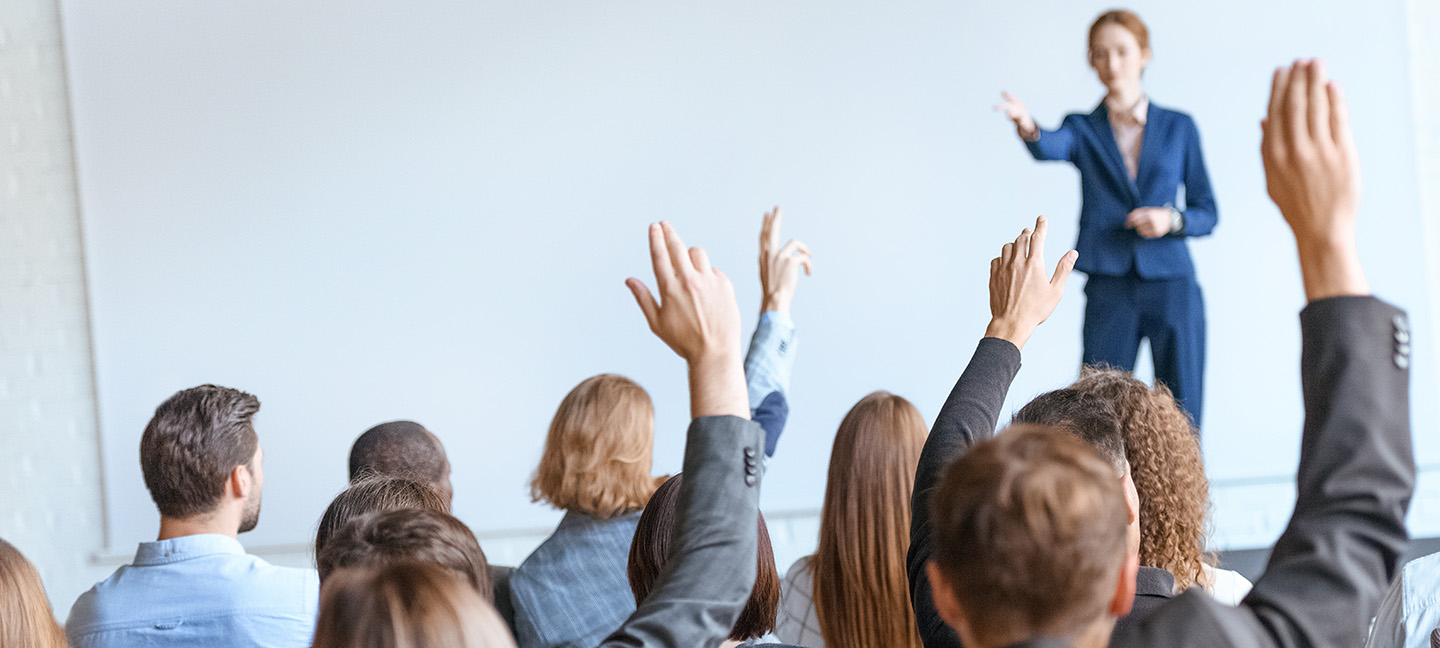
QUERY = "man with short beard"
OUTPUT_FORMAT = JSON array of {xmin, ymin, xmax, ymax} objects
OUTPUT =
[{"xmin": 67, "ymin": 385, "xmax": 319, "ymax": 648}]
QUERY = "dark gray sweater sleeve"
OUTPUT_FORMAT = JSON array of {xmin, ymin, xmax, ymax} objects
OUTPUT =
[
  {"xmin": 1114, "ymin": 296, "xmax": 1416, "ymax": 648},
  {"xmin": 909, "ymin": 338, "xmax": 1023, "ymax": 648},
  {"xmin": 601, "ymin": 415, "xmax": 766, "ymax": 648}
]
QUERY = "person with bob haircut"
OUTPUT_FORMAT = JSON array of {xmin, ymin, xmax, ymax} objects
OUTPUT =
[
  {"xmin": 313, "ymin": 562, "xmax": 517, "ymax": 648},
  {"xmin": 996, "ymin": 9, "xmax": 1216, "ymax": 428},
  {"xmin": 629, "ymin": 474, "xmax": 796, "ymax": 648},
  {"xmin": 0, "ymin": 538, "xmax": 68, "ymax": 648},
  {"xmin": 1069, "ymin": 366, "xmax": 1253, "ymax": 603},
  {"xmin": 911, "ymin": 60, "xmax": 1415, "ymax": 648},
  {"xmin": 510, "ymin": 209, "xmax": 811, "ymax": 648},
  {"xmin": 776, "ymin": 391, "xmax": 927, "ymax": 648}
]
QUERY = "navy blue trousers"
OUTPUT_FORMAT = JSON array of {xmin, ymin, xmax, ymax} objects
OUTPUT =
[{"xmin": 1082, "ymin": 274, "xmax": 1206, "ymax": 429}]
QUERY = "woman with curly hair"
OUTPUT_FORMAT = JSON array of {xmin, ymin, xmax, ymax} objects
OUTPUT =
[{"xmin": 1070, "ymin": 366, "xmax": 1251, "ymax": 603}]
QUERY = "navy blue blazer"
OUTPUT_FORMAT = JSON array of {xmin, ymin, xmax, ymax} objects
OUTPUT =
[{"xmin": 1025, "ymin": 101, "xmax": 1217, "ymax": 279}]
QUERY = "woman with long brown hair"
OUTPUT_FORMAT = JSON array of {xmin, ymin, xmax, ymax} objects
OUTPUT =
[
  {"xmin": 0, "ymin": 538, "xmax": 68, "ymax": 648},
  {"xmin": 1070, "ymin": 366, "xmax": 1251, "ymax": 602},
  {"xmin": 776, "ymin": 391, "xmax": 928, "ymax": 648},
  {"xmin": 314, "ymin": 562, "xmax": 516, "ymax": 648}
]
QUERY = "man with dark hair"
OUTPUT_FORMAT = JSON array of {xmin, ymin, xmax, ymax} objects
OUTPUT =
[
  {"xmin": 67, "ymin": 385, "xmax": 319, "ymax": 648},
  {"xmin": 348, "ymin": 420, "xmax": 453, "ymax": 500},
  {"xmin": 911, "ymin": 60, "xmax": 1415, "ymax": 648},
  {"xmin": 317, "ymin": 508, "xmax": 493, "ymax": 601}
]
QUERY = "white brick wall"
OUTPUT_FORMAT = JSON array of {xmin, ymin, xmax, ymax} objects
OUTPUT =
[
  {"xmin": 0, "ymin": 0, "xmax": 111, "ymax": 618},
  {"xmin": 2, "ymin": 0, "xmax": 1439, "ymax": 622}
]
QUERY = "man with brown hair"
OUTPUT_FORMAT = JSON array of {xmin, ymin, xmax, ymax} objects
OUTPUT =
[
  {"xmin": 67, "ymin": 385, "xmax": 319, "ymax": 648},
  {"xmin": 911, "ymin": 59, "xmax": 1415, "ymax": 648}
]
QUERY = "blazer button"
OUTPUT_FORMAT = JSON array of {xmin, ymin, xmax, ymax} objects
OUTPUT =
[
  {"xmin": 1396, "ymin": 353, "xmax": 1410, "ymax": 369},
  {"xmin": 745, "ymin": 474, "xmax": 757, "ymax": 487},
  {"xmin": 744, "ymin": 447, "xmax": 756, "ymax": 459},
  {"xmin": 1396, "ymin": 330, "xmax": 1411, "ymax": 344},
  {"xmin": 1394, "ymin": 314, "xmax": 1410, "ymax": 332}
]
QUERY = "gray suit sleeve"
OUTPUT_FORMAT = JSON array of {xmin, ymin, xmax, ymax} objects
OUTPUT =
[
  {"xmin": 1115, "ymin": 296, "xmax": 1416, "ymax": 648},
  {"xmin": 600, "ymin": 415, "xmax": 765, "ymax": 648}
]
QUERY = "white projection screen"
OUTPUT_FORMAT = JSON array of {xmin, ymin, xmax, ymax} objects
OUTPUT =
[{"xmin": 59, "ymin": 0, "xmax": 1436, "ymax": 552}]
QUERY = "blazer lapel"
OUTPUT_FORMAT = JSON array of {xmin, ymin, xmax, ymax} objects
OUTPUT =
[
  {"xmin": 1134, "ymin": 102, "xmax": 1163, "ymax": 198},
  {"xmin": 1088, "ymin": 104, "xmax": 1138, "ymax": 204}
]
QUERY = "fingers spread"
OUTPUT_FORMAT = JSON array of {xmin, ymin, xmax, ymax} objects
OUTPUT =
[
  {"xmin": 1015, "ymin": 228, "xmax": 1031, "ymax": 260},
  {"xmin": 1051, "ymin": 250, "xmax": 1079, "ymax": 287},
  {"xmin": 648, "ymin": 223, "xmax": 673, "ymax": 290},
  {"xmin": 1030, "ymin": 215, "xmax": 1048, "ymax": 260},
  {"xmin": 626, "ymin": 278, "xmax": 660, "ymax": 330}
]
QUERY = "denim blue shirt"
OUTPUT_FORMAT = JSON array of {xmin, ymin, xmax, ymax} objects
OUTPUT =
[
  {"xmin": 1366, "ymin": 551, "xmax": 1440, "ymax": 648},
  {"xmin": 745, "ymin": 311, "xmax": 797, "ymax": 457},
  {"xmin": 66, "ymin": 534, "xmax": 319, "ymax": 648}
]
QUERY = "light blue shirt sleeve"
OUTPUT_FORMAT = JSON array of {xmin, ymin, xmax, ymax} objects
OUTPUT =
[
  {"xmin": 1365, "ymin": 552, "xmax": 1440, "ymax": 648},
  {"xmin": 744, "ymin": 311, "xmax": 796, "ymax": 457}
]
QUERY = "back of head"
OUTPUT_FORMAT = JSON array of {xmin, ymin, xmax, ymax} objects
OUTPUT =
[
  {"xmin": 314, "ymin": 562, "xmax": 516, "ymax": 648},
  {"xmin": 315, "ymin": 476, "xmax": 451, "ymax": 558},
  {"xmin": 317, "ymin": 508, "xmax": 492, "ymax": 602},
  {"xmin": 1012, "ymin": 388, "xmax": 1126, "ymax": 475},
  {"xmin": 930, "ymin": 426, "xmax": 1130, "ymax": 646},
  {"xmin": 628, "ymin": 474, "xmax": 779, "ymax": 642},
  {"xmin": 0, "ymin": 539, "xmax": 67, "ymax": 648},
  {"xmin": 140, "ymin": 384, "xmax": 260, "ymax": 519},
  {"xmin": 815, "ymin": 391, "xmax": 927, "ymax": 648},
  {"xmin": 530, "ymin": 373, "xmax": 661, "ymax": 518},
  {"xmin": 349, "ymin": 421, "xmax": 452, "ymax": 498},
  {"xmin": 1072, "ymin": 366, "xmax": 1212, "ymax": 589}
]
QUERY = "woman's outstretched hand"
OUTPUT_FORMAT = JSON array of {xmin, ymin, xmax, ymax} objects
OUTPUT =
[{"xmin": 995, "ymin": 91, "xmax": 1038, "ymax": 141}]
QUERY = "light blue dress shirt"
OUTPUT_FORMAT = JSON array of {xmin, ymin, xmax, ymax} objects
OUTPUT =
[
  {"xmin": 66, "ymin": 534, "xmax": 319, "ymax": 648},
  {"xmin": 1367, "ymin": 551, "xmax": 1440, "ymax": 648}
]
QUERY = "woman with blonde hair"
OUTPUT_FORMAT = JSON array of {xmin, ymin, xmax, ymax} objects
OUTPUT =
[
  {"xmin": 1070, "ymin": 366, "xmax": 1251, "ymax": 602},
  {"xmin": 314, "ymin": 561, "xmax": 516, "ymax": 648},
  {"xmin": 0, "ymin": 538, "xmax": 68, "ymax": 648},
  {"xmin": 776, "ymin": 391, "xmax": 928, "ymax": 648}
]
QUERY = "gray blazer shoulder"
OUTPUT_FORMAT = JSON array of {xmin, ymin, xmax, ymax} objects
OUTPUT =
[{"xmin": 600, "ymin": 415, "xmax": 766, "ymax": 648}]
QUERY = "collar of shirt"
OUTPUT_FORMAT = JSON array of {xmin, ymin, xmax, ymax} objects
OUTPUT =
[
  {"xmin": 1106, "ymin": 94, "xmax": 1149, "ymax": 128},
  {"xmin": 133, "ymin": 534, "xmax": 245, "ymax": 566}
]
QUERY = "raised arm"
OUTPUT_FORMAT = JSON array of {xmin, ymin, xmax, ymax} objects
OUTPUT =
[
  {"xmin": 607, "ymin": 222, "xmax": 765, "ymax": 648},
  {"xmin": 744, "ymin": 206, "xmax": 811, "ymax": 457},
  {"xmin": 1115, "ymin": 58, "xmax": 1414, "ymax": 648},
  {"xmin": 909, "ymin": 216, "xmax": 1077, "ymax": 648}
]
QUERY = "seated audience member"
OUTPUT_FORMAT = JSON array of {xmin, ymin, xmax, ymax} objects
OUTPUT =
[
  {"xmin": 67, "ymin": 385, "xmax": 319, "ymax": 648},
  {"xmin": 1007, "ymin": 388, "xmax": 1172, "ymax": 630},
  {"xmin": 349, "ymin": 420, "xmax": 454, "ymax": 500},
  {"xmin": 629, "ymin": 475, "xmax": 796, "ymax": 648},
  {"xmin": 910, "ymin": 60, "xmax": 1414, "ymax": 648},
  {"xmin": 1070, "ymin": 367, "xmax": 1254, "ymax": 604},
  {"xmin": 0, "ymin": 538, "xmax": 68, "ymax": 648},
  {"xmin": 510, "ymin": 209, "xmax": 810, "ymax": 648},
  {"xmin": 313, "ymin": 475, "xmax": 450, "ymax": 559},
  {"xmin": 776, "ymin": 391, "xmax": 927, "ymax": 648},
  {"xmin": 313, "ymin": 562, "xmax": 517, "ymax": 648},
  {"xmin": 1365, "ymin": 550, "xmax": 1440, "ymax": 648},
  {"xmin": 316, "ymin": 508, "xmax": 492, "ymax": 602}
]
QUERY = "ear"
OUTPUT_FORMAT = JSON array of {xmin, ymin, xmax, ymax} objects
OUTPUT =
[
  {"xmin": 1122, "ymin": 471, "xmax": 1139, "ymax": 526},
  {"xmin": 1109, "ymin": 553, "xmax": 1140, "ymax": 617},
  {"xmin": 1140, "ymin": 47, "xmax": 1153, "ymax": 67},
  {"xmin": 926, "ymin": 562, "xmax": 974, "ymax": 642},
  {"xmin": 227, "ymin": 464, "xmax": 252, "ymax": 501}
]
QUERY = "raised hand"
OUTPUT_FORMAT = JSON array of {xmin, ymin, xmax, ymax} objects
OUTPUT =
[
  {"xmin": 1261, "ymin": 59, "xmax": 1368, "ymax": 300},
  {"xmin": 994, "ymin": 91, "xmax": 1038, "ymax": 140},
  {"xmin": 985, "ymin": 215, "xmax": 1079, "ymax": 350},
  {"xmin": 758, "ymin": 207, "xmax": 813, "ymax": 318},
  {"xmin": 627, "ymin": 222, "xmax": 749, "ymax": 419}
]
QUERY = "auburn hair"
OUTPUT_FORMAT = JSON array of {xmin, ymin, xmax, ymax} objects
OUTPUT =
[
  {"xmin": 930, "ymin": 425, "xmax": 1130, "ymax": 646},
  {"xmin": 0, "ymin": 539, "xmax": 67, "ymax": 648},
  {"xmin": 812, "ymin": 392, "xmax": 926, "ymax": 648},
  {"xmin": 530, "ymin": 374, "xmax": 663, "ymax": 518},
  {"xmin": 1088, "ymin": 9, "xmax": 1150, "ymax": 52},
  {"xmin": 1072, "ymin": 366, "xmax": 1214, "ymax": 590}
]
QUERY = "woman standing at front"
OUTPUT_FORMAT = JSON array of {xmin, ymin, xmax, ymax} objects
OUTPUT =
[{"xmin": 996, "ymin": 10, "xmax": 1216, "ymax": 428}]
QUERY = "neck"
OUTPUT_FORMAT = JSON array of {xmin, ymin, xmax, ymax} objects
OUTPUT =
[
  {"xmin": 719, "ymin": 641, "xmax": 743, "ymax": 648},
  {"xmin": 1105, "ymin": 86, "xmax": 1144, "ymax": 112},
  {"xmin": 1071, "ymin": 617, "xmax": 1116, "ymax": 648},
  {"xmin": 157, "ymin": 512, "xmax": 238, "ymax": 541}
]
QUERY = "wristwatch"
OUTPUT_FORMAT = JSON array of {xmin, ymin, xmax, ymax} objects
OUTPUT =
[{"xmin": 1168, "ymin": 207, "xmax": 1185, "ymax": 234}]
